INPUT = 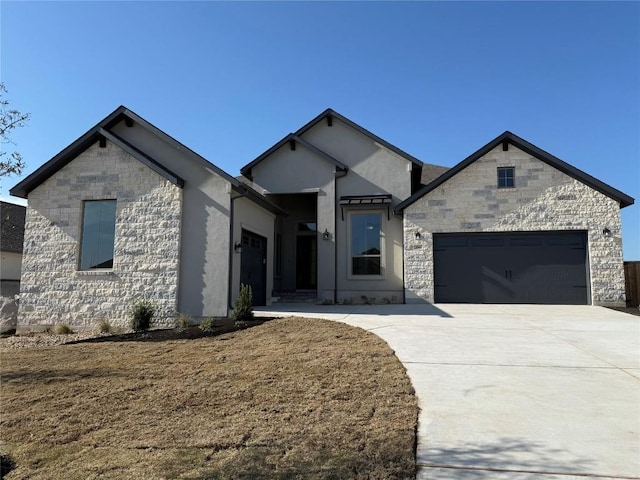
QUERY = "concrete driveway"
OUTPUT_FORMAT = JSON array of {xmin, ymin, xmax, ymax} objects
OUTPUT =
[{"xmin": 255, "ymin": 303, "xmax": 640, "ymax": 479}]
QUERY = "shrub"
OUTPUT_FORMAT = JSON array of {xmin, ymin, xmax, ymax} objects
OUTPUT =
[
  {"xmin": 130, "ymin": 299, "xmax": 155, "ymax": 332},
  {"xmin": 232, "ymin": 284, "xmax": 254, "ymax": 322},
  {"xmin": 0, "ymin": 451, "xmax": 15, "ymax": 477},
  {"xmin": 98, "ymin": 318, "xmax": 111, "ymax": 334},
  {"xmin": 198, "ymin": 317, "xmax": 216, "ymax": 335},
  {"xmin": 175, "ymin": 313, "xmax": 192, "ymax": 332},
  {"xmin": 54, "ymin": 324, "xmax": 74, "ymax": 335}
]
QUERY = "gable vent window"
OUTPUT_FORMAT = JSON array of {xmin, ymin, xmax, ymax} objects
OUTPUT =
[
  {"xmin": 79, "ymin": 200, "xmax": 117, "ymax": 270},
  {"xmin": 497, "ymin": 167, "xmax": 515, "ymax": 188}
]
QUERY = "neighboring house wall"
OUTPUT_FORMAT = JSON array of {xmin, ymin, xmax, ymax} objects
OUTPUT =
[
  {"xmin": 231, "ymin": 196, "xmax": 276, "ymax": 304},
  {"xmin": 0, "ymin": 252, "xmax": 22, "ymax": 281},
  {"xmin": 18, "ymin": 141, "xmax": 182, "ymax": 329},
  {"xmin": 403, "ymin": 144, "xmax": 626, "ymax": 306},
  {"xmin": 112, "ymin": 122, "xmax": 232, "ymax": 317},
  {"xmin": 0, "ymin": 252, "xmax": 22, "ymax": 297}
]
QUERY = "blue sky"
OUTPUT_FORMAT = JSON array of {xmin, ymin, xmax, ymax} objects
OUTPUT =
[{"xmin": 1, "ymin": 1, "xmax": 638, "ymax": 258}]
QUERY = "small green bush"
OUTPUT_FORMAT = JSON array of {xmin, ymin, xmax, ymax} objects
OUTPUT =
[
  {"xmin": 175, "ymin": 313, "xmax": 192, "ymax": 332},
  {"xmin": 54, "ymin": 324, "xmax": 74, "ymax": 335},
  {"xmin": 98, "ymin": 318, "xmax": 111, "ymax": 334},
  {"xmin": 198, "ymin": 317, "xmax": 216, "ymax": 335},
  {"xmin": 130, "ymin": 299, "xmax": 155, "ymax": 332},
  {"xmin": 232, "ymin": 284, "xmax": 254, "ymax": 322}
]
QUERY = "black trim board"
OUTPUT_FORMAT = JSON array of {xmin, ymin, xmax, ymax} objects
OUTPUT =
[
  {"xmin": 240, "ymin": 131, "xmax": 347, "ymax": 180},
  {"xmin": 9, "ymin": 106, "xmax": 284, "ymax": 216},
  {"xmin": 240, "ymin": 108, "xmax": 430, "ymax": 179},
  {"xmin": 394, "ymin": 131, "xmax": 634, "ymax": 212}
]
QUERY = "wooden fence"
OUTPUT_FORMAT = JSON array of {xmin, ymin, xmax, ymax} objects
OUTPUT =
[{"xmin": 624, "ymin": 261, "xmax": 640, "ymax": 307}]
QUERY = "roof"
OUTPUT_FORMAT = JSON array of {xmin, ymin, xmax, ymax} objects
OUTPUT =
[
  {"xmin": 240, "ymin": 108, "xmax": 425, "ymax": 179},
  {"xmin": 395, "ymin": 130, "xmax": 635, "ymax": 212},
  {"xmin": 1, "ymin": 201, "xmax": 26, "ymax": 253},
  {"xmin": 9, "ymin": 106, "xmax": 283, "ymax": 216}
]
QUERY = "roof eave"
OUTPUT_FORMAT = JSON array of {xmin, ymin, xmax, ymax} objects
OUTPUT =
[{"xmin": 395, "ymin": 131, "xmax": 635, "ymax": 212}]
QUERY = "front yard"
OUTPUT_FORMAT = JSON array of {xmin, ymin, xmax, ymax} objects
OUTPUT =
[{"xmin": 0, "ymin": 318, "xmax": 418, "ymax": 479}]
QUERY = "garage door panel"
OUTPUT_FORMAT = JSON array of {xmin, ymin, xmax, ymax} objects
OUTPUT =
[{"xmin": 433, "ymin": 232, "xmax": 588, "ymax": 305}]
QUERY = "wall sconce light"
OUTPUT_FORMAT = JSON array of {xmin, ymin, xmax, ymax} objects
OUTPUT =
[
  {"xmin": 322, "ymin": 229, "xmax": 330, "ymax": 241},
  {"xmin": 415, "ymin": 231, "xmax": 421, "ymax": 240},
  {"xmin": 234, "ymin": 242, "xmax": 243, "ymax": 253},
  {"xmin": 602, "ymin": 228, "xmax": 611, "ymax": 237}
]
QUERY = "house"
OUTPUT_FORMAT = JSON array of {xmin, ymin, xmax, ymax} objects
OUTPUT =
[
  {"xmin": 9, "ymin": 107, "xmax": 634, "ymax": 330},
  {"xmin": 1, "ymin": 201, "xmax": 26, "ymax": 298}
]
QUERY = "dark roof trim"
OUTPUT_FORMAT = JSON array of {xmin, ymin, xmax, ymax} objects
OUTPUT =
[
  {"xmin": 240, "ymin": 108, "xmax": 423, "ymax": 179},
  {"xmin": 117, "ymin": 107, "xmax": 242, "ymax": 186},
  {"xmin": 296, "ymin": 109, "xmax": 424, "ymax": 167},
  {"xmin": 240, "ymin": 132, "xmax": 348, "ymax": 179},
  {"xmin": 232, "ymin": 183, "xmax": 287, "ymax": 216},
  {"xmin": 339, "ymin": 194, "xmax": 392, "ymax": 206},
  {"xmin": 98, "ymin": 129, "xmax": 184, "ymax": 187},
  {"xmin": 395, "ymin": 131, "xmax": 635, "ymax": 212},
  {"xmin": 11, "ymin": 126, "xmax": 107, "ymax": 199}
]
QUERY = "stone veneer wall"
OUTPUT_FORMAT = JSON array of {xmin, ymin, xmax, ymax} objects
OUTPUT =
[
  {"xmin": 403, "ymin": 144, "xmax": 626, "ymax": 306},
  {"xmin": 18, "ymin": 141, "xmax": 182, "ymax": 329}
]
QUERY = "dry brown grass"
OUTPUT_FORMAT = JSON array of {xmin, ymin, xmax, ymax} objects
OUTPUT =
[{"xmin": 0, "ymin": 318, "xmax": 418, "ymax": 479}]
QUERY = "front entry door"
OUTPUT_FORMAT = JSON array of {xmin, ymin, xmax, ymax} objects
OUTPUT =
[
  {"xmin": 296, "ymin": 235, "xmax": 317, "ymax": 290},
  {"xmin": 240, "ymin": 229, "xmax": 267, "ymax": 306}
]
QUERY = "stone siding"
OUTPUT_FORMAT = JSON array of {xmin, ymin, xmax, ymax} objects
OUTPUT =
[
  {"xmin": 404, "ymin": 144, "xmax": 625, "ymax": 305},
  {"xmin": 18, "ymin": 141, "xmax": 182, "ymax": 329}
]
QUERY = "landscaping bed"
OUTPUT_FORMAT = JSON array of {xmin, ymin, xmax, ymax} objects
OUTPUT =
[{"xmin": 0, "ymin": 317, "xmax": 418, "ymax": 479}]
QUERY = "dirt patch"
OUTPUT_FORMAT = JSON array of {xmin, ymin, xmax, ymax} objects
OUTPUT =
[{"xmin": 0, "ymin": 317, "xmax": 418, "ymax": 479}]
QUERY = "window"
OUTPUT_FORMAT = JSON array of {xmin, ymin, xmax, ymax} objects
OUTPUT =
[
  {"xmin": 79, "ymin": 200, "xmax": 116, "ymax": 270},
  {"xmin": 497, "ymin": 167, "xmax": 515, "ymax": 188},
  {"xmin": 350, "ymin": 213, "xmax": 382, "ymax": 275}
]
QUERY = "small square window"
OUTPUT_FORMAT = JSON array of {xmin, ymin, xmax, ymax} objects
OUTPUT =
[{"xmin": 497, "ymin": 167, "xmax": 515, "ymax": 188}]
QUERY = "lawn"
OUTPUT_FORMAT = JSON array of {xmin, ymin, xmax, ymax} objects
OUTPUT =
[{"xmin": 0, "ymin": 318, "xmax": 418, "ymax": 479}]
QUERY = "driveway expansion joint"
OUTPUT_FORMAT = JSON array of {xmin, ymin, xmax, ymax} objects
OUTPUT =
[{"xmin": 417, "ymin": 463, "xmax": 639, "ymax": 479}]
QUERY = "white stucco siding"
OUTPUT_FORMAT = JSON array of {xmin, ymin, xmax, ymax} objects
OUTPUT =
[
  {"xmin": 303, "ymin": 119, "xmax": 413, "ymax": 201},
  {"xmin": 251, "ymin": 147, "xmax": 337, "ymax": 300},
  {"xmin": 403, "ymin": 144, "xmax": 626, "ymax": 306},
  {"xmin": 113, "ymin": 122, "xmax": 232, "ymax": 317},
  {"xmin": 18, "ymin": 141, "xmax": 182, "ymax": 329},
  {"xmin": 303, "ymin": 118, "xmax": 409, "ymax": 301}
]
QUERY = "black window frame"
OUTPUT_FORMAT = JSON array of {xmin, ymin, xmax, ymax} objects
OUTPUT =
[
  {"xmin": 79, "ymin": 199, "xmax": 117, "ymax": 270},
  {"xmin": 497, "ymin": 166, "xmax": 515, "ymax": 188}
]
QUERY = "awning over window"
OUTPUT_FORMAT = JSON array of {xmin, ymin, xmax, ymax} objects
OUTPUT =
[{"xmin": 339, "ymin": 194, "xmax": 392, "ymax": 220}]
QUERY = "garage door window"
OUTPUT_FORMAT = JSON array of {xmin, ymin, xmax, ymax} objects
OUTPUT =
[
  {"xmin": 350, "ymin": 213, "xmax": 382, "ymax": 276},
  {"xmin": 497, "ymin": 167, "xmax": 515, "ymax": 188}
]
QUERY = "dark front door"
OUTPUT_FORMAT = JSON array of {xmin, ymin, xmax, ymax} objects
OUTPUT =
[
  {"xmin": 433, "ymin": 231, "xmax": 588, "ymax": 305},
  {"xmin": 296, "ymin": 235, "xmax": 317, "ymax": 290},
  {"xmin": 240, "ymin": 229, "xmax": 267, "ymax": 306}
]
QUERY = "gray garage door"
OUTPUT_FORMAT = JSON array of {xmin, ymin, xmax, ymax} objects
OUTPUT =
[{"xmin": 433, "ymin": 231, "xmax": 588, "ymax": 304}]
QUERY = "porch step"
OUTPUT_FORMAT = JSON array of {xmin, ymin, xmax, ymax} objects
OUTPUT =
[{"xmin": 271, "ymin": 291, "xmax": 318, "ymax": 304}]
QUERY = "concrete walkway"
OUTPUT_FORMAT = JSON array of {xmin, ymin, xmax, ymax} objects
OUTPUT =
[{"xmin": 255, "ymin": 303, "xmax": 640, "ymax": 479}]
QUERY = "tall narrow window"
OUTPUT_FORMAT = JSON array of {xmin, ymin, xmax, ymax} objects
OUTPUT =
[
  {"xmin": 79, "ymin": 200, "xmax": 116, "ymax": 270},
  {"xmin": 351, "ymin": 213, "xmax": 382, "ymax": 275},
  {"xmin": 497, "ymin": 167, "xmax": 515, "ymax": 188}
]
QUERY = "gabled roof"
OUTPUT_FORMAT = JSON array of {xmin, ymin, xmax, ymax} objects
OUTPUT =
[
  {"xmin": 240, "ymin": 132, "xmax": 347, "ymax": 180},
  {"xmin": 395, "ymin": 131, "xmax": 635, "ymax": 213},
  {"xmin": 9, "ymin": 106, "xmax": 284, "ymax": 215},
  {"xmin": 0, "ymin": 201, "xmax": 26, "ymax": 253},
  {"xmin": 240, "ymin": 108, "xmax": 424, "ymax": 179}
]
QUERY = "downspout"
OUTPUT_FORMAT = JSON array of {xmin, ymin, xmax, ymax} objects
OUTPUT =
[
  {"xmin": 334, "ymin": 168, "xmax": 348, "ymax": 303},
  {"xmin": 228, "ymin": 194, "xmax": 238, "ymax": 312}
]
